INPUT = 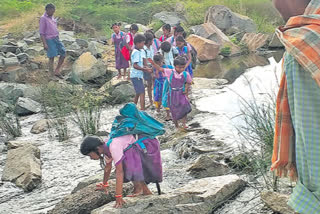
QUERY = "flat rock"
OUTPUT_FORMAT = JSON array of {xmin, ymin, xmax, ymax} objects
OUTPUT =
[
  {"xmin": 205, "ymin": 5, "xmax": 257, "ymax": 34},
  {"xmin": 1, "ymin": 144, "xmax": 41, "ymax": 192},
  {"xmin": 16, "ymin": 53, "xmax": 29, "ymax": 63},
  {"xmin": 15, "ymin": 97, "xmax": 41, "ymax": 116},
  {"xmin": 30, "ymin": 119, "xmax": 49, "ymax": 134},
  {"xmin": 187, "ymin": 154, "xmax": 230, "ymax": 178},
  {"xmin": 7, "ymin": 140, "xmax": 33, "ymax": 150},
  {"xmin": 241, "ymin": 33, "xmax": 270, "ymax": 52},
  {"xmin": 6, "ymin": 52, "xmax": 16, "ymax": 58},
  {"xmin": 2, "ymin": 57, "xmax": 19, "ymax": 67},
  {"xmin": 0, "ymin": 45, "xmax": 18, "ymax": 53},
  {"xmin": 187, "ymin": 35, "xmax": 220, "ymax": 61},
  {"xmin": 92, "ymin": 175, "xmax": 245, "ymax": 214},
  {"xmin": 261, "ymin": 191, "xmax": 295, "ymax": 214},
  {"xmin": 48, "ymin": 180, "xmax": 133, "ymax": 214},
  {"xmin": 88, "ymin": 41, "xmax": 104, "ymax": 56},
  {"xmin": 25, "ymin": 46, "xmax": 44, "ymax": 56},
  {"xmin": 76, "ymin": 39, "xmax": 89, "ymax": 48}
]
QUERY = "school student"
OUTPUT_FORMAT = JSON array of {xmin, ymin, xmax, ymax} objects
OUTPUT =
[
  {"xmin": 143, "ymin": 32, "xmax": 155, "ymax": 108},
  {"xmin": 159, "ymin": 41, "xmax": 178, "ymax": 67},
  {"xmin": 126, "ymin": 24, "xmax": 139, "ymax": 51},
  {"xmin": 149, "ymin": 56, "xmax": 192, "ymax": 129},
  {"xmin": 159, "ymin": 24, "xmax": 172, "ymax": 43},
  {"xmin": 130, "ymin": 34, "xmax": 152, "ymax": 111},
  {"xmin": 111, "ymin": 23, "xmax": 130, "ymax": 79},
  {"xmin": 175, "ymin": 36, "xmax": 193, "ymax": 78}
]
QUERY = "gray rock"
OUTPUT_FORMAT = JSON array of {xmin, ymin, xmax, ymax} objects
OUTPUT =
[
  {"xmin": 0, "ymin": 45, "xmax": 18, "ymax": 53},
  {"xmin": 69, "ymin": 42, "xmax": 81, "ymax": 50},
  {"xmin": 88, "ymin": 41, "xmax": 104, "ymax": 56},
  {"xmin": 29, "ymin": 62, "xmax": 39, "ymax": 70},
  {"xmin": 6, "ymin": 52, "xmax": 16, "ymax": 58},
  {"xmin": 92, "ymin": 175, "xmax": 246, "ymax": 214},
  {"xmin": 16, "ymin": 41, "xmax": 28, "ymax": 51},
  {"xmin": 1, "ymin": 143, "xmax": 41, "ymax": 192},
  {"xmin": 0, "ymin": 83, "xmax": 40, "ymax": 104},
  {"xmin": 72, "ymin": 52, "xmax": 106, "ymax": 81},
  {"xmin": 2, "ymin": 57, "xmax": 19, "ymax": 66},
  {"xmin": 23, "ymin": 31, "xmax": 36, "ymax": 39},
  {"xmin": 205, "ymin": 5, "xmax": 257, "ymax": 34},
  {"xmin": 16, "ymin": 53, "xmax": 29, "ymax": 63},
  {"xmin": 268, "ymin": 33, "xmax": 284, "ymax": 48},
  {"xmin": 111, "ymin": 83, "xmax": 135, "ymax": 104},
  {"xmin": 0, "ymin": 56, "xmax": 4, "ymax": 67},
  {"xmin": 15, "ymin": 97, "xmax": 41, "ymax": 116},
  {"xmin": 15, "ymin": 48, "xmax": 22, "ymax": 55},
  {"xmin": 76, "ymin": 39, "xmax": 89, "ymax": 48},
  {"xmin": 48, "ymin": 181, "xmax": 133, "ymax": 214},
  {"xmin": 261, "ymin": 191, "xmax": 295, "ymax": 214},
  {"xmin": 71, "ymin": 172, "xmax": 104, "ymax": 194},
  {"xmin": 25, "ymin": 46, "xmax": 44, "ymax": 56},
  {"xmin": 7, "ymin": 140, "xmax": 30, "ymax": 150},
  {"xmin": 0, "ymin": 66, "xmax": 27, "ymax": 83},
  {"xmin": 60, "ymin": 34, "xmax": 76, "ymax": 46},
  {"xmin": 187, "ymin": 154, "xmax": 230, "ymax": 178},
  {"xmin": 153, "ymin": 11, "xmax": 185, "ymax": 27},
  {"xmin": 24, "ymin": 39, "xmax": 35, "ymax": 45},
  {"xmin": 60, "ymin": 31, "xmax": 75, "ymax": 37},
  {"xmin": 66, "ymin": 50, "xmax": 81, "ymax": 58},
  {"xmin": 30, "ymin": 119, "xmax": 49, "ymax": 134},
  {"xmin": 155, "ymin": 28, "xmax": 163, "ymax": 39}
]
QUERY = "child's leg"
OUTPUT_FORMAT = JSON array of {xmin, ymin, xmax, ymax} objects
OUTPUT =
[
  {"xmin": 134, "ymin": 94, "xmax": 139, "ymax": 105},
  {"xmin": 173, "ymin": 120, "xmax": 179, "ymax": 128},
  {"xmin": 117, "ymin": 69, "xmax": 122, "ymax": 79},
  {"xmin": 48, "ymin": 57, "xmax": 54, "ymax": 74},
  {"xmin": 147, "ymin": 80, "xmax": 153, "ymax": 105},
  {"xmin": 123, "ymin": 68, "xmax": 127, "ymax": 79},
  {"xmin": 181, "ymin": 116, "xmax": 187, "ymax": 128},
  {"xmin": 55, "ymin": 55, "xmax": 65, "ymax": 75},
  {"xmin": 165, "ymin": 109, "xmax": 171, "ymax": 120},
  {"xmin": 129, "ymin": 181, "xmax": 143, "ymax": 196},
  {"xmin": 140, "ymin": 93, "xmax": 145, "ymax": 110},
  {"xmin": 141, "ymin": 182, "xmax": 152, "ymax": 195}
]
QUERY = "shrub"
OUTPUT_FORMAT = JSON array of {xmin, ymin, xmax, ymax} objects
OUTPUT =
[
  {"xmin": 220, "ymin": 46, "xmax": 231, "ymax": 57},
  {"xmin": 0, "ymin": 103, "xmax": 21, "ymax": 139}
]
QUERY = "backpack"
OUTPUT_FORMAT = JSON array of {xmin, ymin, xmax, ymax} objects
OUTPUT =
[
  {"xmin": 162, "ymin": 70, "xmax": 188, "ymax": 108},
  {"xmin": 106, "ymin": 103, "xmax": 165, "ymax": 150}
]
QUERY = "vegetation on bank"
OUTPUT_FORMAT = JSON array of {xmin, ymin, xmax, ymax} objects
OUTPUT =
[{"xmin": 0, "ymin": 0, "xmax": 282, "ymax": 37}]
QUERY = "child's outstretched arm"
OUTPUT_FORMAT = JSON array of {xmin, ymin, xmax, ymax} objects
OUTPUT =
[
  {"xmin": 133, "ymin": 62, "xmax": 152, "ymax": 73},
  {"xmin": 114, "ymin": 162, "xmax": 125, "ymax": 208},
  {"xmin": 148, "ymin": 59, "xmax": 165, "ymax": 72}
]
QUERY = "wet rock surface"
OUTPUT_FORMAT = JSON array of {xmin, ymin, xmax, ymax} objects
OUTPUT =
[{"xmin": 92, "ymin": 175, "xmax": 245, "ymax": 214}]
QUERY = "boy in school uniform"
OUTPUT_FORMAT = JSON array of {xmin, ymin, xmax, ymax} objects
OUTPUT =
[{"xmin": 130, "ymin": 34, "xmax": 152, "ymax": 111}]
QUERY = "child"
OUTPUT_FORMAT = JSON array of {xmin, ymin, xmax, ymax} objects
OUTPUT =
[
  {"xmin": 111, "ymin": 23, "xmax": 130, "ymax": 79},
  {"xmin": 146, "ymin": 30, "xmax": 161, "ymax": 53},
  {"xmin": 175, "ymin": 36, "xmax": 193, "ymax": 78},
  {"xmin": 149, "ymin": 56, "xmax": 192, "ymax": 129},
  {"xmin": 130, "ymin": 34, "xmax": 152, "ymax": 110},
  {"xmin": 143, "ymin": 32, "xmax": 155, "ymax": 108},
  {"xmin": 126, "ymin": 24, "xmax": 139, "ymax": 51},
  {"xmin": 166, "ymin": 25, "xmax": 185, "ymax": 46},
  {"xmin": 153, "ymin": 54, "xmax": 172, "ymax": 121},
  {"xmin": 80, "ymin": 134, "xmax": 162, "ymax": 208},
  {"xmin": 159, "ymin": 41, "xmax": 178, "ymax": 67},
  {"xmin": 159, "ymin": 24, "xmax": 172, "ymax": 42}
]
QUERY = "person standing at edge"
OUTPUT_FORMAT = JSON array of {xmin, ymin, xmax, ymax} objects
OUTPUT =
[
  {"xmin": 39, "ymin": 3, "xmax": 66, "ymax": 79},
  {"xmin": 271, "ymin": 0, "xmax": 320, "ymax": 213}
]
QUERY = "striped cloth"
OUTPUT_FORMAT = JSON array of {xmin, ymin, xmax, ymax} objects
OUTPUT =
[{"xmin": 271, "ymin": 0, "xmax": 320, "ymax": 213}]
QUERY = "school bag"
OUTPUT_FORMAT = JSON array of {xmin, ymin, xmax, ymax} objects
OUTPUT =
[
  {"xmin": 113, "ymin": 32, "xmax": 130, "ymax": 61},
  {"xmin": 106, "ymin": 103, "xmax": 165, "ymax": 195},
  {"xmin": 162, "ymin": 70, "xmax": 188, "ymax": 108}
]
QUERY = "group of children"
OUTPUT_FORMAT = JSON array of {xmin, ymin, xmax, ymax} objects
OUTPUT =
[{"xmin": 111, "ymin": 23, "xmax": 194, "ymax": 129}]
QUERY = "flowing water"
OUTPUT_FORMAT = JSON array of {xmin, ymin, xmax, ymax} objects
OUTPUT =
[{"xmin": 0, "ymin": 52, "xmax": 282, "ymax": 214}]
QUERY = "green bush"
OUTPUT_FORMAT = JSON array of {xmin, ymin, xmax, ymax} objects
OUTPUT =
[{"xmin": 220, "ymin": 46, "xmax": 231, "ymax": 57}]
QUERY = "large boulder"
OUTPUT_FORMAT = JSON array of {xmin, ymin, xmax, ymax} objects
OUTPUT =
[
  {"xmin": 88, "ymin": 41, "xmax": 104, "ymax": 56},
  {"xmin": 261, "ymin": 191, "xmax": 295, "ymax": 214},
  {"xmin": 187, "ymin": 154, "xmax": 230, "ymax": 178},
  {"xmin": 205, "ymin": 5, "xmax": 257, "ymax": 34},
  {"xmin": 59, "ymin": 31, "xmax": 76, "ymax": 46},
  {"xmin": 30, "ymin": 119, "xmax": 49, "ymax": 134},
  {"xmin": 72, "ymin": 52, "xmax": 106, "ymax": 81},
  {"xmin": 0, "ymin": 83, "xmax": 40, "ymax": 104},
  {"xmin": 92, "ymin": 175, "xmax": 246, "ymax": 214},
  {"xmin": 153, "ymin": 11, "xmax": 185, "ymax": 27},
  {"xmin": 111, "ymin": 83, "xmax": 135, "ymax": 104},
  {"xmin": 76, "ymin": 39, "xmax": 89, "ymax": 48},
  {"xmin": 1, "ymin": 143, "xmax": 41, "ymax": 192},
  {"xmin": 268, "ymin": 33, "xmax": 284, "ymax": 48},
  {"xmin": 0, "ymin": 66, "xmax": 28, "ymax": 83},
  {"xmin": 190, "ymin": 23, "xmax": 241, "ymax": 56},
  {"xmin": 187, "ymin": 35, "xmax": 220, "ymax": 61},
  {"xmin": 241, "ymin": 33, "xmax": 270, "ymax": 52},
  {"xmin": 15, "ymin": 97, "xmax": 41, "ymax": 116},
  {"xmin": 0, "ymin": 45, "xmax": 18, "ymax": 53},
  {"xmin": 48, "ymin": 180, "xmax": 133, "ymax": 214}
]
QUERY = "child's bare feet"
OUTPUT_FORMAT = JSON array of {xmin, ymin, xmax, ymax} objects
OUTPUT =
[
  {"xmin": 142, "ymin": 183, "xmax": 152, "ymax": 195},
  {"xmin": 117, "ymin": 74, "xmax": 122, "ymax": 79}
]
